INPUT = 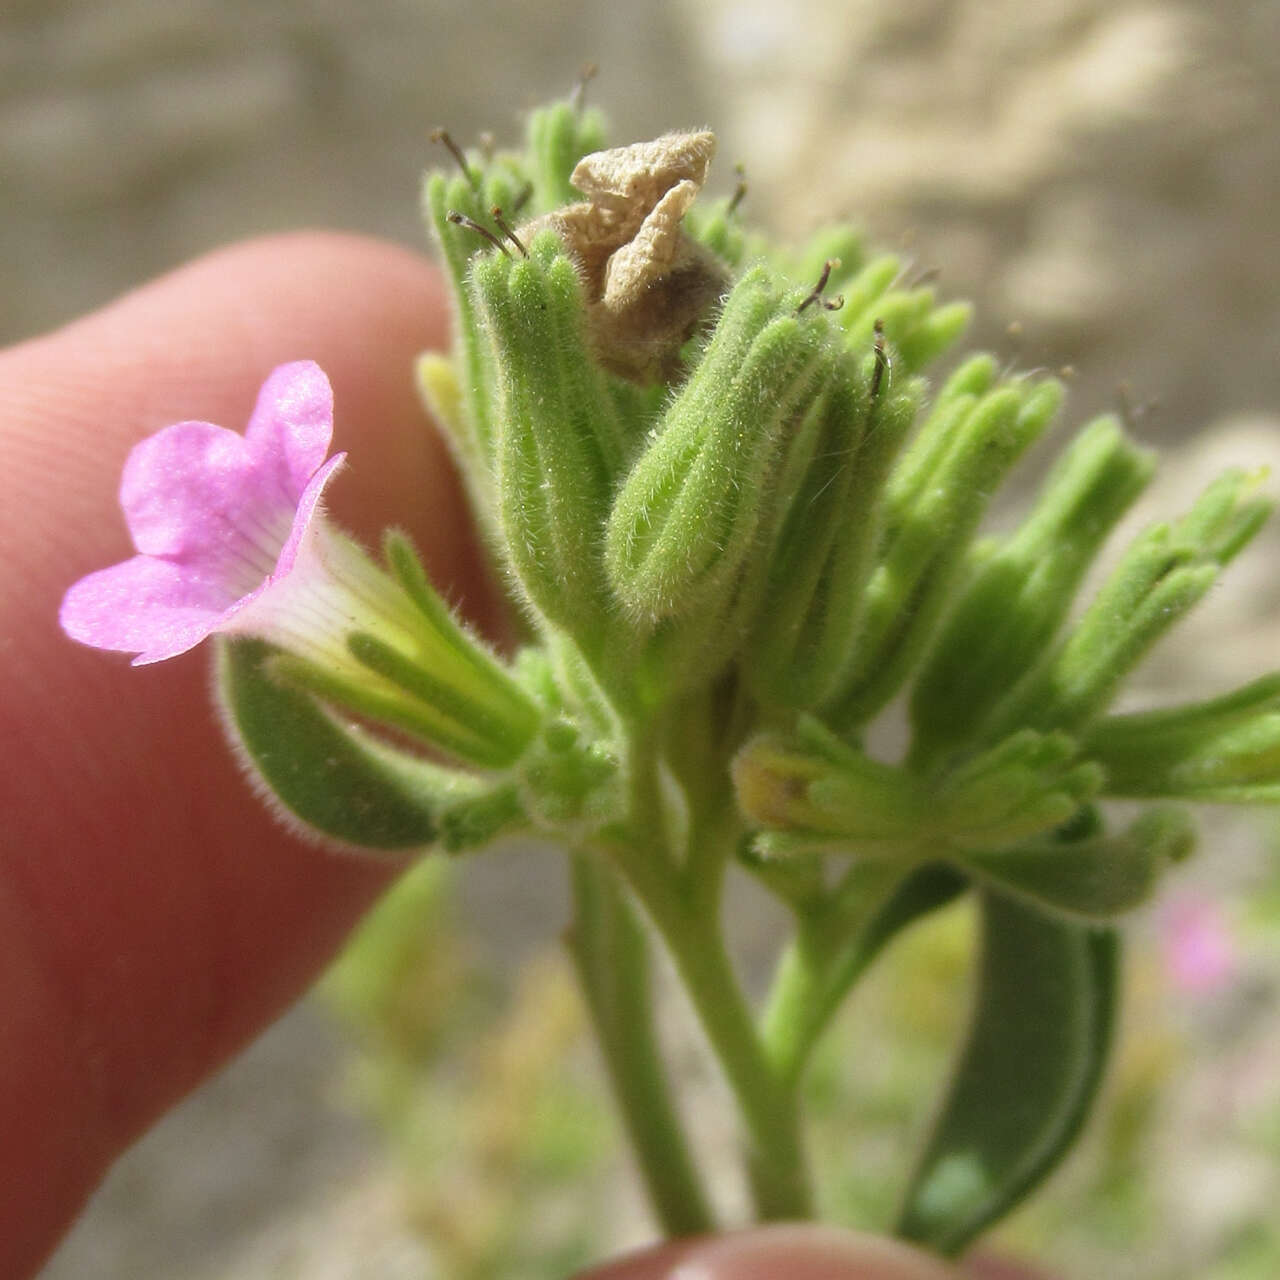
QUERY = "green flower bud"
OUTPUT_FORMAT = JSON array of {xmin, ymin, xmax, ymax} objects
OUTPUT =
[
  {"xmin": 910, "ymin": 416, "xmax": 1155, "ymax": 768},
  {"xmin": 790, "ymin": 225, "xmax": 866, "ymax": 289},
  {"xmin": 1083, "ymin": 672, "xmax": 1280, "ymax": 802},
  {"xmin": 415, "ymin": 350, "xmax": 503, "ymax": 543},
  {"xmin": 833, "ymin": 253, "xmax": 901, "ymax": 332},
  {"xmin": 797, "ymin": 249, "xmax": 971, "ymax": 377},
  {"xmin": 422, "ymin": 169, "xmax": 501, "ymax": 470},
  {"xmin": 684, "ymin": 178, "xmax": 772, "ymax": 269},
  {"xmin": 733, "ymin": 718, "xmax": 1100, "ymax": 861},
  {"xmin": 748, "ymin": 365, "xmax": 920, "ymax": 710},
  {"xmin": 984, "ymin": 466, "xmax": 1274, "ymax": 738},
  {"xmin": 516, "ymin": 718, "xmax": 621, "ymax": 836},
  {"xmin": 605, "ymin": 267, "xmax": 840, "ymax": 623},
  {"xmin": 885, "ymin": 352, "xmax": 999, "ymax": 515},
  {"xmin": 526, "ymin": 97, "xmax": 608, "ymax": 211},
  {"xmin": 832, "ymin": 375, "xmax": 1066, "ymax": 726},
  {"xmin": 626, "ymin": 550, "xmax": 772, "ymax": 705},
  {"xmin": 471, "ymin": 230, "xmax": 624, "ymax": 641},
  {"xmin": 893, "ymin": 301, "xmax": 974, "ymax": 374}
]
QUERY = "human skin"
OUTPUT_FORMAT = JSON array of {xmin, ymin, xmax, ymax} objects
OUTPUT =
[{"xmin": 0, "ymin": 232, "xmax": 1032, "ymax": 1280}]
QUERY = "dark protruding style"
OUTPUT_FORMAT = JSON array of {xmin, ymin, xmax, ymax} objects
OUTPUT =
[
  {"xmin": 796, "ymin": 259, "xmax": 845, "ymax": 315},
  {"xmin": 870, "ymin": 318, "xmax": 890, "ymax": 400},
  {"xmin": 491, "ymin": 207, "xmax": 529, "ymax": 258},
  {"xmin": 430, "ymin": 127, "xmax": 480, "ymax": 193},
  {"xmin": 445, "ymin": 210, "xmax": 510, "ymax": 257}
]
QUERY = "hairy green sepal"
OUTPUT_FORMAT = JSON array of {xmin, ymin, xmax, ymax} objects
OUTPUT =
[{"xmin": 217, "ymin": 637, "xmax": 448, "ymax": 849}]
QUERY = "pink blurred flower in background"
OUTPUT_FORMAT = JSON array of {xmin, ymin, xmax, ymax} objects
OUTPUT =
[{"xmin": 1160, "ymin": 894, "xmax": 1237, "ymax": 996}]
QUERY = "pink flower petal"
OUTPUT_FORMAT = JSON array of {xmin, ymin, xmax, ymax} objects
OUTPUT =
[
  {"xmin": 121, "ymin": 420, "xmax": 267, "ymax": 559},
  {"xmin": 60, "ymin": 554, "xmax": 235, "ymax": 664},
  {"xmin": 274, "ymin": 451, "xmax": 346, "ymax": 578},
  {"xmin": 244, "ymin": 360, "xmax": 335, "ymax": 495}
]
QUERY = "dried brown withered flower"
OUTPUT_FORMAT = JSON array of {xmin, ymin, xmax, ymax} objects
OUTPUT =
[{"xmin": 521, "ymin": 130, "xmax": 729, "ymax": 383}]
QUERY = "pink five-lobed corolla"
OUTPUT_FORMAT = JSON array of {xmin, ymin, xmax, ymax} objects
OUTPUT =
[{"xmin": 60, "ymin": 361, "xmax": 357, "ymax": 665}]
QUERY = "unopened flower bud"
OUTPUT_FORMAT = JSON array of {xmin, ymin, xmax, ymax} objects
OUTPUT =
[
  {"xmin": 909, "ymin": 415, "xmax": 1155, "ymax": 768},
  {"xmin": 471, "ymin": 230, "xmax": 624, "ymax": 640},
  {"xmin": 749, "ymin": 362, "xmax": 921, "ymax": 711},
  {"xmin": 605, "ymin": 267, "xmax": 840, "ymax": 625},
  {"xmin": 985, "ymin": 466, "xmax": 1274, "ymax": 738},
  {"xmin": 832, "ymin": 374, "xmax": 1066, "ymax": 726}
]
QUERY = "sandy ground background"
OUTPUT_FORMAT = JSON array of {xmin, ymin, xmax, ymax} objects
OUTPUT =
[{"xmin": 6, "ymin": 1, "xmax": 1279, "ymax": 1275}]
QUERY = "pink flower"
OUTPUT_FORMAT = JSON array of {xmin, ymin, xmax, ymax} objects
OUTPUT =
[
  {"xmin": 1161, "ymin": 895, "xmax": 1236, "ymax": 996},
  {"xmin": 60, "ymin": 361, "xmax": 347, "ymax": 665}
]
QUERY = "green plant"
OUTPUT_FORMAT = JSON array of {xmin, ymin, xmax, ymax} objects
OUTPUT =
[{"xmin": 63, "ymin": 89, "xmax": 1280, "ymax": 1262}]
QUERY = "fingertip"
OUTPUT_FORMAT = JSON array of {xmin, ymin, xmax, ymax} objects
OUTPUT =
[
  {"xmin": 0, "ymin": 230, "xmax": 471, "ymax": 1274},
  {"xmin": 578, "ymin": 1226, "xmax": 958, "ymax": 1280}
]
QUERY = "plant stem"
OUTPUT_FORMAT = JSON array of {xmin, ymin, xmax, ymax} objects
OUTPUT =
[
  {"xmin": 760, "ymin": 859, "xmax": 903, "ymax": 1087},
  {"xmin": 610, "ymin": 734, "xmax": 814, "ymax": 1221},
  {"xmin": 648, "ymin": 883, "xmax": 813, "ymax": 1220},
  {"xmin": 566, "ymin": 851, "xmax": 715, "ymax": 1237}
]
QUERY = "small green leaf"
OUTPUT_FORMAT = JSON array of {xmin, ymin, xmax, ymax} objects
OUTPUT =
[
  {"xmin": 215, "ymin": 638, "xmax": 446, "ymax": 850},
  {"xmin": 896, "ymin": 892, "xmax": 1119, "ymax": 1254},
  {"xmin": 853, "ymin": 863, "xmax": 971, "ymax": 966}
]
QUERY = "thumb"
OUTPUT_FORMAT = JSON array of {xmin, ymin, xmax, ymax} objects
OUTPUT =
[{"xmin": 575, "ymin": 1225, "xmax": 958, "ymax": 1280}]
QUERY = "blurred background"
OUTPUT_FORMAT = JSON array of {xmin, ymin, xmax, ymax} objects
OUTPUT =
[{"xmin": 9, "ymin": 1, "xmax": 1279, "ymax": 1276}]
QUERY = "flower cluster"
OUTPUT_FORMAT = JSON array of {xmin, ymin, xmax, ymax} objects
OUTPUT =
[{"xmin": 62, "ymin": 94, "xmax": 1280, "ymax": 1259}]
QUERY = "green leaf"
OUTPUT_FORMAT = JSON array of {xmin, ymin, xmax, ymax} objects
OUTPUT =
[
  {"xmin": 215, "ymin": 637, "xmax": 450, "ymax": 850},
  {"xmin": 896, "ymin": 892, "xmax": 1119, "ymax": 1254},
  {"xmin": 853, "ymin": 863, "xmax": 971, "ymax": 965}
]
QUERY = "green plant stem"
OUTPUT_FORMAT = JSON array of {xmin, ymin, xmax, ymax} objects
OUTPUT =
[
  {"xmin": 761, "ymin": 859, "xmax": 905, "ymax": 1087},
  {"xmin": 606, "ymin": 733, "xmax": 815, "ymax": 1221},
  {"xmin": 566, "ymin": 851, "xmax": 715, "ymax": 1236}
]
